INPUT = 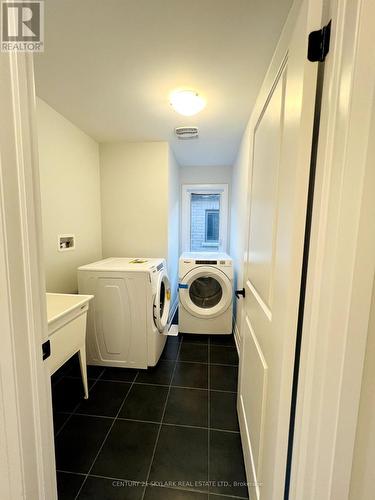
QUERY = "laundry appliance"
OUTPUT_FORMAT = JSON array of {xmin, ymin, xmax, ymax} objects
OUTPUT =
[
  {"xmin": 178, "ymin": 252, "xmax": 233, "ymax": 335},
  {"xmin": 78, "ymin": 257, "xmax": 170, "ymax": 369}
]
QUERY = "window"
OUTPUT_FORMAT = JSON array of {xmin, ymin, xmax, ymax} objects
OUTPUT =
[
  {"xmin": 181, "ymin": 184, "xmax": 229, "ymax": 253},
  {"xmin": 205, "ymin": 210, "xmax": 219, "ymax": 242}
]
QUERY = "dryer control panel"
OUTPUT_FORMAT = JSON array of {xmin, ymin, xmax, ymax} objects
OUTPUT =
[
  {"xmin": 179, "ymin": 252, "xmax": 233, "ymax": 280},
  {"xmin": 180, "ymin": 252, "xmax": 232, "ymax": 268}
]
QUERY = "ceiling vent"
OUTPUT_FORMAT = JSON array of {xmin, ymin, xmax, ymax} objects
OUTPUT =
[{"xmin": 175, "ymin": 126, "xmax": 199, "ymax": 140}]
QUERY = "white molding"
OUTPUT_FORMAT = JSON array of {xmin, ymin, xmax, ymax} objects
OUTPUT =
[
  {"xmin": 290, "ymin": 0, "xmax": 375, "ymax": 497},
  {"xmin": 0, "ymin": 52, "xmax": 56, "ymax": 499},
  {"xmin": 233, "ymin": 317, "xmax": 241, "ymax": 355},
  {"xmin": 238, "ymin": 392, "xmax": 261, "ymax": 500},
  {"xmin": 181, "ymin": 183, "xmax": 229, "ymax": 253}
]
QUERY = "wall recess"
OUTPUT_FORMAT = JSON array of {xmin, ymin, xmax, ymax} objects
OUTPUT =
[{"xmin": 58, "ymin": 234, "xmax": 75, "ymax": 251}]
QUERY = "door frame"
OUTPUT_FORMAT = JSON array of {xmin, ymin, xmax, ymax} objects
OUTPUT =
[
  {"xmin": 289, "ymin": 0, "xmax": 375, "ymax": 498},
  {"xmin": 0, "ymin": 51, "xmax": 57, "ymax": 498}
]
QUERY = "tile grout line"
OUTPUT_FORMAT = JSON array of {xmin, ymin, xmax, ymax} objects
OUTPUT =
[
  {"xmin": 182, "ymin": 337, "xmax": 235, "ymax": 346},
  {"xmin": 54, "ymin": 368, "xmax": 105, "ymax": 439},
  {"xmin": 140, "ymin": 337, "xmax": 184, "ymax": 500},
  {"xmin": 176, "ymin": 360, "xmax": 238, "ymax": 367},
  {"xmin": 81, "ymin": 378, "xmax": 237, "ymax": 393},
  {"xmin": 73, "ymin": 371, "xmax": 139, "ymax": 500},
  {"xmin": 56, "ymin": 470, "xmax": 86, "ymax": 476},
  {"xmin": 56, "ymin": 409, "xmax": 240, "ymax": 432},
  {"xmin": 56, "ymin": 412, "xmax": 240, "ymax": 434}
]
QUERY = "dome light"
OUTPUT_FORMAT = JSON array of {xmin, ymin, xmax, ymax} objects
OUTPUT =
[{"xmin": 170, "ymin": 89, "xmax": 206, "ymax": 116}]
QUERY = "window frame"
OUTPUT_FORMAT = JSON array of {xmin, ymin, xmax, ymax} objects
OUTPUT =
[{"xmin": 181, "ymin": 184, "xmax": 229, "ymax": 253}]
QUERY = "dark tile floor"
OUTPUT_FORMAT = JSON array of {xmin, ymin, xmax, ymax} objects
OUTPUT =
[{"xmin": 52, "ymin": 332, "xmax": 248, "ymax": 500}]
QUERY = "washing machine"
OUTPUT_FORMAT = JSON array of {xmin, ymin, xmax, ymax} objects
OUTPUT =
[
  {"xmin": 178, "ymin": 252, "xmax": 233, "ymax": 335},
  {"xmin": 77, "ymin": 257, "xmax": 170, "ymax": 369}
]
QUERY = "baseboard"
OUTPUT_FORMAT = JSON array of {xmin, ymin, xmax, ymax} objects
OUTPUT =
[{"xmin": 233, "ymin": 317, "xmax": 241, "ymax": 355}]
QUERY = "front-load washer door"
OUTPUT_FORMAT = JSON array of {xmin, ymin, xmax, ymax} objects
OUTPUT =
[
  {"xmin": 153, "ymin": 270, "xmax": 171, "ymax": 333},
  {"xmin": 179, "ymin": 266, "xmax": 232, "ymax": 319}
]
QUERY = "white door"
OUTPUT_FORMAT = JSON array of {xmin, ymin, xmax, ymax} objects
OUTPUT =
[{"xmin": 237, "ymin": 0, "xmax": 323, "ymax": 499}]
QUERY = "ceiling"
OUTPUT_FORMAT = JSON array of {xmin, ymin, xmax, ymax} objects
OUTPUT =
[{"xmin": 34, "ymin": 0, "xmax": 293, "ymax": 166}]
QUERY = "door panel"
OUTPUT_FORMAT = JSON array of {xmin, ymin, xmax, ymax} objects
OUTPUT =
[
  {"xmin": 238, "ymin": 0, "xmax": 322, "ymax": 498},
  {"xmin": 248, "ymin": 70, "xmax": 285, "ymax": 310},
  {"xmin": 241, "ymin": 317, "xmax": 268, "ymax": 477},
  {"xmin": 243, "ymin": 63, "xmax": 285, "ymax": 487}
]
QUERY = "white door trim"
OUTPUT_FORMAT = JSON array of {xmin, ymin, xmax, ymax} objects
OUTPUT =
[
  {"xmin": 289, "ymin": 0, "xmax": 375, "ymax": 498},
  {"xmin": 0, "ymin": 51, "xmax": 56, "ymax": 499}
]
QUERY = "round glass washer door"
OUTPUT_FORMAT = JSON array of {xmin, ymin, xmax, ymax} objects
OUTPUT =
[
  {"xmin": 179, "ymin": 266, "xmax": 232, "ymax": 319},
  {"xmin": 153, "ymin": 270, "xmax": 171, "ymax": 333}
]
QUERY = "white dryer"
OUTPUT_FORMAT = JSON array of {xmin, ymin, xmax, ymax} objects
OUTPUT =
[
  {"xmin": 77, "ymin": 258, "xmax": 170, "ymax": 369},
  {"xmin": 178, "ymin": 252, "xmax": 233, "ymax": 335}
]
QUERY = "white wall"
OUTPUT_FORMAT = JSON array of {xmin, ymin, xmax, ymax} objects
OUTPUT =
[
  {"xmin": 349, "ymin": 279, "xmax": 375, "ymax": 500},
  {"xmin": 37, "ymin": 98, "xmax": 102, "ymax": 293},
  {"xmin": 230, "ymin": 125, "xmax": 250, "ymax": 344},
  {"xmin": 100, "ymin": 141, "xmax": 180, "ymax": 315},
  {"xmin": 349, "ymin": 83, "xmax": 375, "ymax": 498},
  {"xmin": 100, "ymin": 141, "xmax": 169, "ymax": 258},
  {"xmin": 168, "ymin": 147, "xmax": 180, "ymax": 311},
  {"xmin": 179, "ymin": 164, "xmax": 232, "ymax": 185}
]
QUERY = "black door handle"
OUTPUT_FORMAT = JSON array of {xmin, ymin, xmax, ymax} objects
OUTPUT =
[
  {"xmin": 235, "ymin": 288, "xmax": 245, "ymax": 299},
  {"xmin": 42, "ymin": 339, "xmax": 51, "ymax": 360}
]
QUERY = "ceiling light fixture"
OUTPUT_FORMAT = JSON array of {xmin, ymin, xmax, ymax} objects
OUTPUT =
[{"xmin": 169, "ymin": 89, "xmax": 206, "ymax": 116}]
